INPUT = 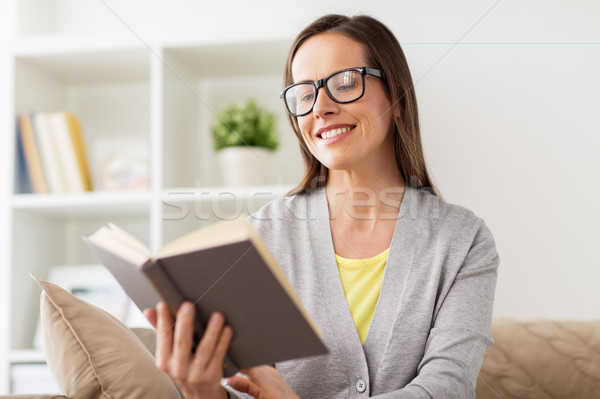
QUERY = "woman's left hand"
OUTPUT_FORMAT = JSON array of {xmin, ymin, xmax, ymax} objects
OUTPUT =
[{"xmin": 227, "ymin": 365, "xmax": 300, "ymax": 399}]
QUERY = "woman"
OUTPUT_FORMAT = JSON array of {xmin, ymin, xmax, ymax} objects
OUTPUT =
[{"xmin": 145, "ymin": 14, "xmax": 499, "ymax": 399}]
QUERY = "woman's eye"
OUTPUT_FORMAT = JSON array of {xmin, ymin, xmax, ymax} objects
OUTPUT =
[
  {"xmin": 336, "ymin": 82, "xmax": 359, "ymax": 92},
  {"xmin": 300, "ymin": 92, "xmax": 315, "ymax": 103}
]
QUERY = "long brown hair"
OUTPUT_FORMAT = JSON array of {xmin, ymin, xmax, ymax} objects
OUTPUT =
[{"xmin": 284, "ymin": 14, "xmax": 438, "ymax": 196}]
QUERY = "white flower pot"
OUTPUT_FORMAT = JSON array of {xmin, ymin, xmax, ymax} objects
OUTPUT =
[{"xmin": 217, "ymin": 147, "xmax": 272, "ymax": 187}]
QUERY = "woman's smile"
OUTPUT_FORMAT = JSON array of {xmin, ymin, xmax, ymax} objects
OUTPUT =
[
  {"xmin": 292, "ymin": 33, "xmax": 395, "ymax": 171},
  {"xmin": 316, "ymin": 124, "xmax": 356, "ymax": 143}
]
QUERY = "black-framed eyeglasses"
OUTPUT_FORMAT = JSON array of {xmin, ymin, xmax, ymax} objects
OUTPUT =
[{"xmin": 280, "ymin": 67, "xmax": 386, "ymax": 117}]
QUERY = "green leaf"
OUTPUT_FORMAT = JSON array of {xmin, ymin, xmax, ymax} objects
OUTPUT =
[{"xmin": 211, "ymin": 98, "xmax": 279, "ymax": 151}]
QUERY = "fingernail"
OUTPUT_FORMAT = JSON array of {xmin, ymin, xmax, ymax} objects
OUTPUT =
[{"xmin": 210, "ymin": 312, "xmax": 222, "ymax": 324}]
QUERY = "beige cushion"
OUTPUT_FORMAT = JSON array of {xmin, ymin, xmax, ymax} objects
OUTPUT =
[
  {"xmin": 476, "ymin": 318, "xmax": 600, "ymax": 399},
  {"xmin": 32, "ymin": 273, "xmax": 181, "ymax": 399}
]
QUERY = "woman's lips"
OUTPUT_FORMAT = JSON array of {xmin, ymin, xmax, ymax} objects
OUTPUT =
[
  {"xmin": 316, "ymin": 125, "xmax": 356, "ymax": 139},
  {"xmin": 316, "ymin": 125, "xmax": 355, "ymax": 144}
]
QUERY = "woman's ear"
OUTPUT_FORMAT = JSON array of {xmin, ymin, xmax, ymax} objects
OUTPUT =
[{"xmin": 393, "ymin": 104, "xmax": 402, "ymax": 120}]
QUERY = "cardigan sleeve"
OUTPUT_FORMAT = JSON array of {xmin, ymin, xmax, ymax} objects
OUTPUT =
[{"xmin": 371, "ymin": 220, "xmax": 500, "ymax": 399}]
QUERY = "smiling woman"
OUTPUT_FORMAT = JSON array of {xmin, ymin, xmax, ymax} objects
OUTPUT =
[
  {"xmin": 283, "ymin": 15, "xmax": 436, "ymax": 197},
  {"xmin": 150, "ymin": 14, "xmax": 499, "ymax": 399},
  {"xmin": 290, "ymin": 32, "xmax": 397, "ymax": 179}
]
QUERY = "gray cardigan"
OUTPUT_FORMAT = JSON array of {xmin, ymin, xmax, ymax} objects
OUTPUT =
[{"xmin": 243, "ymin": 186, "xmax": 499, "ymax": 399}]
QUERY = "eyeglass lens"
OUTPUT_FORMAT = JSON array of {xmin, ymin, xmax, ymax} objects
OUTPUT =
[{"xmin": 285, "ymin": 69, "xmax": 364, "ymax": 116}]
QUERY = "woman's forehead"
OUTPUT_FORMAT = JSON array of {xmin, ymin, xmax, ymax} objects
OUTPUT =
[{"xmin": 291, "ymin": 33, "xmax": 367, "ymax": 82}]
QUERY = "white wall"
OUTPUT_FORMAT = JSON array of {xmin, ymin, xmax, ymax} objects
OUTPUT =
[{"xmin": 8, "ymin": 0, "xmax": 600, "ymax": 320}]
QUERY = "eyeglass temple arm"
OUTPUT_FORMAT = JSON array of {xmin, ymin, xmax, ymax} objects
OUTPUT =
[{"xmin": 364, "ymin": 67, "xmax": 385, "ymax": 79}]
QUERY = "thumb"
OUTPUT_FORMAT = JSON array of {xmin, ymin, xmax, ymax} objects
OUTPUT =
[
  {"xmin": 226, "ymin": 375, "xmax": 262, "ymax": 397},
  {"xmin": 143, "ymin": 308, "xmax": 157, "ymax": 329}
]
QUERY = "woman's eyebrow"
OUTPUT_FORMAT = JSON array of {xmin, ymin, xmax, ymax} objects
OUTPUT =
[{"xmin": 290, "ymin": 73, "xmax": 316, "ymax": 84}]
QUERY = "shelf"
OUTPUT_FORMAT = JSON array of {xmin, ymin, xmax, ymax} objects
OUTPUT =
[
  {"xmin": 14, "ymin": 41, "xmax": 149, "ymax": 84},
  {"xmin": 162, "ymin": 184, "xmax": 294, "ymax": 202},
  {"xmin": 2, "ymin": 16, "xmax": 300, "ymax": 394},
  {"xmin": 8, "ymin": 349, "xmax": 45, "ymax": 364},
  {"xmin": 13, "ymin": 33, "xmax": 142, "ymax": 56},
  {"xmin": 162, "ymin": 184, "xmax": 294, "ymax": 220},
  {"xmin": 10, "ymin": 185, "xmax": 293, "ymax": 216},
  {"xmin": 160, "ymin": 40, "xmax": 302, "ymax": 190},
  {"xmin": 165, "ymin": 39, "xmax": 290, "ymax": 78},
  {"xmin": 10, "ymin": 36, "xmax": 291, "ymax": 84},
  {"xmin": 11, "ymin": 191, "xmax": 153, "ymax": 216},
  {"xmin": 161, "ymin": 184, "xmax": 294, "ymax": 241}
]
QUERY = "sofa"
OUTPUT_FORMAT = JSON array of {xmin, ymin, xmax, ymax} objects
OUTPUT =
[{"xmin": 3, "ymin": 276, "xmax": 598, "ymax": 399}]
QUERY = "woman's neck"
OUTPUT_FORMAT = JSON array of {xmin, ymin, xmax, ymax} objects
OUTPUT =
[{"xmin": 325, "ymin": 167, "xmax": 405, "ymax": 224}]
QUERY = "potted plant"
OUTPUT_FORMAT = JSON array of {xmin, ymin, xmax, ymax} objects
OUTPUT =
[{"xmin": 211, "ymin": 99, "xmax": 279, "ymax": 186}]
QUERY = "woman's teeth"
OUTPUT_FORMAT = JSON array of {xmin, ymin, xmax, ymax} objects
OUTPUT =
[{"xmin": 320, "ymin": 127, "xmax": 352, "ymax": 139}]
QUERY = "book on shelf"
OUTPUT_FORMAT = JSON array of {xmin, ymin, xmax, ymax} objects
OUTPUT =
[
  {"xmin": 83, "ymin": 217, "xmax": 328, "ymax": 377},
  {"xmin": 16, "ymin": 111, "xmax": 92, "ymax": 195},
  {"xmin": 14, "ymin": 120, "xmax": 34, "ymax": 194},
  {"xmin": 65, "ymin": 113, "xmax": 93, "ymax": 192},
  {"xmin": 32, "ymin": 112, "xmax": 65, "ymax": 194},
  {"xmin": 16, "ymin": 115, "xmax": 47, "ymax": 194},
  {"xmin": 47, "ymin": 112, "xmax": 86, "ymax": 193}
]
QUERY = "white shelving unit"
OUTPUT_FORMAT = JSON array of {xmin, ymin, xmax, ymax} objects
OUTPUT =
[{"xmin": 0, "ymin": 3, "xmax": 302, "ymax": 394}]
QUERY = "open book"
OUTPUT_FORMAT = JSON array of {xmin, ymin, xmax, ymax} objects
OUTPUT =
[{"xmin": 84, "ymin": 217, "xmax": 327, "ymax": 377}]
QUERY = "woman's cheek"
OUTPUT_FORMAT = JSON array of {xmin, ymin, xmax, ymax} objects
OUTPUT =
[{"xmin": 299, "ymin": 126, "xmax": 315, "ymax": 151}]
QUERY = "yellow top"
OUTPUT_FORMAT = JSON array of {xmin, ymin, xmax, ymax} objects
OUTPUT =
[{"xmin": 335, "ymin": 248, "xmax": 389, "ymax": 345}]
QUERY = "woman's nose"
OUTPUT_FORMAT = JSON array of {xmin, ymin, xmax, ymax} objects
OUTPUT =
[{"xmin": 312, "ymin": 88, "xmax": 339, "ymax": 119}]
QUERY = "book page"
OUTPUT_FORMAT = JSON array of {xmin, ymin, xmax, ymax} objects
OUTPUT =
[
  {"xmin": 157, "ymin": 217, "xmax": 251, "ymax": 259},
  {"xmin": 107, "ymin": 223, "xmax": 152, "ymax": 255},
  {"xmin": 87, "ymin": 226, "xmax": 151, "ymax": 267}
]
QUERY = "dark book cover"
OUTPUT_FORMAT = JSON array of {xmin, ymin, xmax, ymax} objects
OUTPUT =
[{"xmin": 85, "ymin": 219, "xmax": 328, "ymax": 377}]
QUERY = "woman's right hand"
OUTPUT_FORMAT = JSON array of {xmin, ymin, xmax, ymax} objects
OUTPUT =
[{"xmin": 144, "ymin": 302, "xmax": 232, "ymax": 399}]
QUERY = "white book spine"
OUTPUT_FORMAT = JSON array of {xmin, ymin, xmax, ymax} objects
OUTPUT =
[
  {"xmin": 32, "ymin": 112, "xmax": 65, "ymax": 194},
  {"xmin": 48, "ymin": 112, "xmax": 85, "ymax": 193}
]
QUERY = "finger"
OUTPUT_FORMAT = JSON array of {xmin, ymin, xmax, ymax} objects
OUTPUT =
[
  {"xmin": 242, "ymin": 365, "xmax": 276, "ymax": 380},
  {"xmin": 193, "ymin": 312, "xmax": 226, "ymax": 369},
  {"xmin": 226, "ymin": 375, "xmax": 262, "ymax": 398},
  {"xmin": 171, "ymin": 302, "xmax": 196, "ymax": 379},
  {"xmin": 242, "ymin": 365, "xmax": 283, "ymax": 393},
  {"xmin": 143, "ymin": 308, "xmax": 157, "ymax": 329},
  {"xmin": 206, "ymin": 325, "xmax": 233, "ymax": 372},
  {"xmin": 242, "ymin": 366, "xmax": 299, "ymax": 399},
  {"xmin": 155, "ymin": 302, "xmax": 174, "ymax": 372}
]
